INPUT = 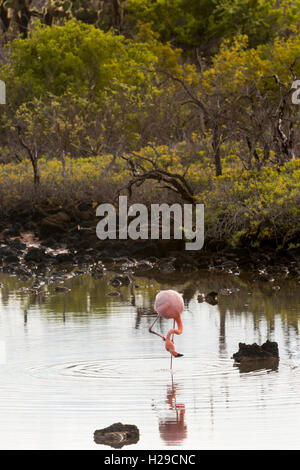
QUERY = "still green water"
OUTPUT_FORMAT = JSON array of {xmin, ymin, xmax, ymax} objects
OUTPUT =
[{"xmin": 0, "ymin": 270, "xmax": 299, "ymax": 449}]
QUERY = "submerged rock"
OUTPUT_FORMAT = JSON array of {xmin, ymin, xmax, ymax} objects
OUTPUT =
[
  {"xmin": 134, "ymin": 260, "xmax": 154, "ymax": 272},
  {"xmin": 157, "ymin": 259, "xmax": 175, "ymax": 272},
  {"xmin": 94, "ymin": 422, "xmax": 139, "ymax": 448},
  {"xmin": 106, "ymin": 290, "xmax": 121, "ymax": 296},
  {"xmin": 197, "ymin": 293, "xmax": 205, "ymax": 303},
  {"xmin": 253, "ymin": 270, "xmax": 275, "ymax": 282},
  {"xmin": 197, "ymin": 291, "xmax": 218, "ymax": 305},
  {"xmin": 205, "ymin": 291, "xmax": 218, "ymax": 305},
  {"xmin": 109, "ymin": 274, "xmax": 131, "ymax": 287},
  {"xmin": 90, "ymin": 264, "xmax": 104, "ymax": 279},
  {"xmin": 232, "ymin": 340, "xmax": 279, "ymax": 362},
  {"xmin": 54, "ymin": 285, "xmax": 70, "ymax": 293},
  {"xmin": 219, "ymin": 288, "xmax": 233, "ymax": 296}
]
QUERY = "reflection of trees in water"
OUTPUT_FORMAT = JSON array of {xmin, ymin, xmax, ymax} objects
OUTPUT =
[
  {"xmin": 182, "ymin": 283, "xmax": 197, "ymax": 304},
  {"xmin": 0, "ymin": 276, "xmax": 10, "ymax": 305},
  {"xmin": 218, "ymin": 303, "xmax": 227, "ymax": 354},
  {"xmin": 1, "ymin": 271, "xmax": 299, "ymax": 342},
  {"xmin": 157, "ymin": 377, "xmax": 187, "ymax": 446},
  {"xmin": 133, "ymin": 271, "xmax": 300, "ymax": 354},
  {"xmin": 129, "ymin": 287, "xmax": 155, "ymax": 330}
]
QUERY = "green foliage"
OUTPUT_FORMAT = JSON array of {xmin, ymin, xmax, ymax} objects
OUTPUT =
[
  {"xmin": 203, "ymin": 33, "xmax": 300, "ymax": 93},
  {"xmin": 126, "ymin": 0, "xmax": 284, "ymax": 51},
  {"xmin": 1, "ymin": 19, "xmax": 181, "ymax": 106},
  {"xmin": 1, "ymin": 147, "xmax": 299, "ymax": 248},
  {"xmin": 203, "ymin": 160, "xmax": 300, "ymax": 246},
  {"xmin": 1, "ymin": 2, "xmax": 300, "ymax": 250}
]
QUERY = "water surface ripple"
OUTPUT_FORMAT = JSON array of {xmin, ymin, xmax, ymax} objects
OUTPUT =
[{"xmin": 0, "ymin": 271, "xmax": 299, "ymax": 449}]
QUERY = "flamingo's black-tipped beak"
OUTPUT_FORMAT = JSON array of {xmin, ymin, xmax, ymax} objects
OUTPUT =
[{"xmin": 175, "ymin": 353, "xmax": 184, "ymax": 358}]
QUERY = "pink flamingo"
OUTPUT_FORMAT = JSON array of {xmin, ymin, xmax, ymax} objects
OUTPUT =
[{"xmin": 149, "ymin": 290, "xmax": 184, "ymax": 368}]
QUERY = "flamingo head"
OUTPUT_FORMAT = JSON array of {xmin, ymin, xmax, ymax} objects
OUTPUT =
[
  {"xmin": 173, "ymin": 352, "xmax": 184, "ymax": 358},
  {"xmin": 165, "ymin": 337, "xmax": 184, "ymax": 357}
]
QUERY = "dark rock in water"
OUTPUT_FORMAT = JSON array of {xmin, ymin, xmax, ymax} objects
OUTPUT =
[
  {"xmin": 232, "ymin": 340, "xmax": 279, "ymax": 362},
  {"xmin": 158, "ymin": 259, "xmax": 175, "ymax": 272},
  {"xmin": 272, "ymin": 285, "xmax": 281, "ymax": 291},
  {"xmin": 134, "ymin": 260, "xmax": 154, "ymax": 272},
  {"xmin": 54, "ymin": 285, "xmax": 70, "ymax": 293},
  {"xmin": 197, "ymin": 293, "xmax": 205, "ymax": 303},
  {"xmin": 109, "ymin": 274, "xmax": 131, "ymax": 287},
  {"xmin": 219, "ymin": 288, "xmax": 233, "ymax": 296},
  {"xmin": 94, "ymin": 422, "xmax": 139, "ymax": 449},
  {"xmin": 12, "ymin": 266, "xmax": 32, "ymax": 278},
  {"xmin": 253, "ymin": 270, "xmax": 275, "ymax": 282},
  {"xmin": 205, "ymin": 291, "xmax": 218, "ymax": 305},
  {"xmin": 2, "ymin": 264, "xmax": 17, "ymax": 274},
  {"xmin": 90, "ymin": 264, "xmax": 104, "ymax": 279},
  {"xmin": 220, "ymin": 260, "xmax": 238, "ymax": 269}
]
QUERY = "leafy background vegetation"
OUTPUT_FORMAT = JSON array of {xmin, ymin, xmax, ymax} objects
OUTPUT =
[{"xmin": 0, "ymin": 0, "xmax": 300, "ymax": 249}]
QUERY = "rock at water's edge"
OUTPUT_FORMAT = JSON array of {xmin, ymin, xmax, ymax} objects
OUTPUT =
[
  {"xmin": 94, "ymin": 422, "xmax": 139, "ymax": 449},
  {"xmin": 232, "ymin": 340, "xmax": 279, "ymax": 362}
]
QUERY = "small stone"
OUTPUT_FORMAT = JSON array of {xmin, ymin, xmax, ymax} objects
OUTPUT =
[
  {"xmin": 54, "ymin": 285, "xmax": 70, "ymax": 293},
  {"xmin": 94, "ymin": 422, "xmax": 139, "ymax": 449},
  {"xmin": 106, "ymin": 291, "xmax": 120, "ymax": 296},
  {"xmin": 219, "ymin": 288, "xmax": 233, "ymax": 296}
]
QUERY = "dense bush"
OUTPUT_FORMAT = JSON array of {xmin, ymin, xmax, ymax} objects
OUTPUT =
[
  {"xmin": 0, "ymin": 149, "xmax": 299, "ymax": 248},
  {"xmin": 0, "ymin": 5, "xmax": 299, "ymax": 249}
]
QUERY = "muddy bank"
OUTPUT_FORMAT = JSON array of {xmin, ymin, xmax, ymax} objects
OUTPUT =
[{"xmin": 0, "ymin": 203, "xmax": 300, "ymax": 282}]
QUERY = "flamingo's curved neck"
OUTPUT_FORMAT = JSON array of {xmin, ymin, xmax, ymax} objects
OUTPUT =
[{"xmin": 166, "ymin": 315, "xmax": 183, "ymax": 340}]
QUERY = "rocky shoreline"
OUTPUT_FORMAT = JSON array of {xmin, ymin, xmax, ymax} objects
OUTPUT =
[{"xmin": 0, "ymin": 204, "xmax": 300, "ymax": 284}]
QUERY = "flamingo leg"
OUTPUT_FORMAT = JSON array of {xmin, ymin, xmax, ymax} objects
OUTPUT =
[
  {"xmin": 170, "ymin": 319, "xmax": 175, "ymax": 370},
  {"xmin": 149, "ymin": 314, "xmax": 165, "ymax": 341}
]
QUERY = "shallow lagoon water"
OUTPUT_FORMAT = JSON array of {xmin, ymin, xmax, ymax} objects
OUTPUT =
[{"xmin": 0, "ymin": 270, "xmax": 300, "ymax": 449}]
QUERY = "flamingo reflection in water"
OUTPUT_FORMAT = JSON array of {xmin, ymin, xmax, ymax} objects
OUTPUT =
[{"xmin": 153, "ymin": 376, "xmax": 187, "ymax": 447}]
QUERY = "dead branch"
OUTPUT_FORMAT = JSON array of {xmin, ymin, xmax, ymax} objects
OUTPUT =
[{"xmin": 118, "ymin": 153, "xmax": 195, "ymax": 203}]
